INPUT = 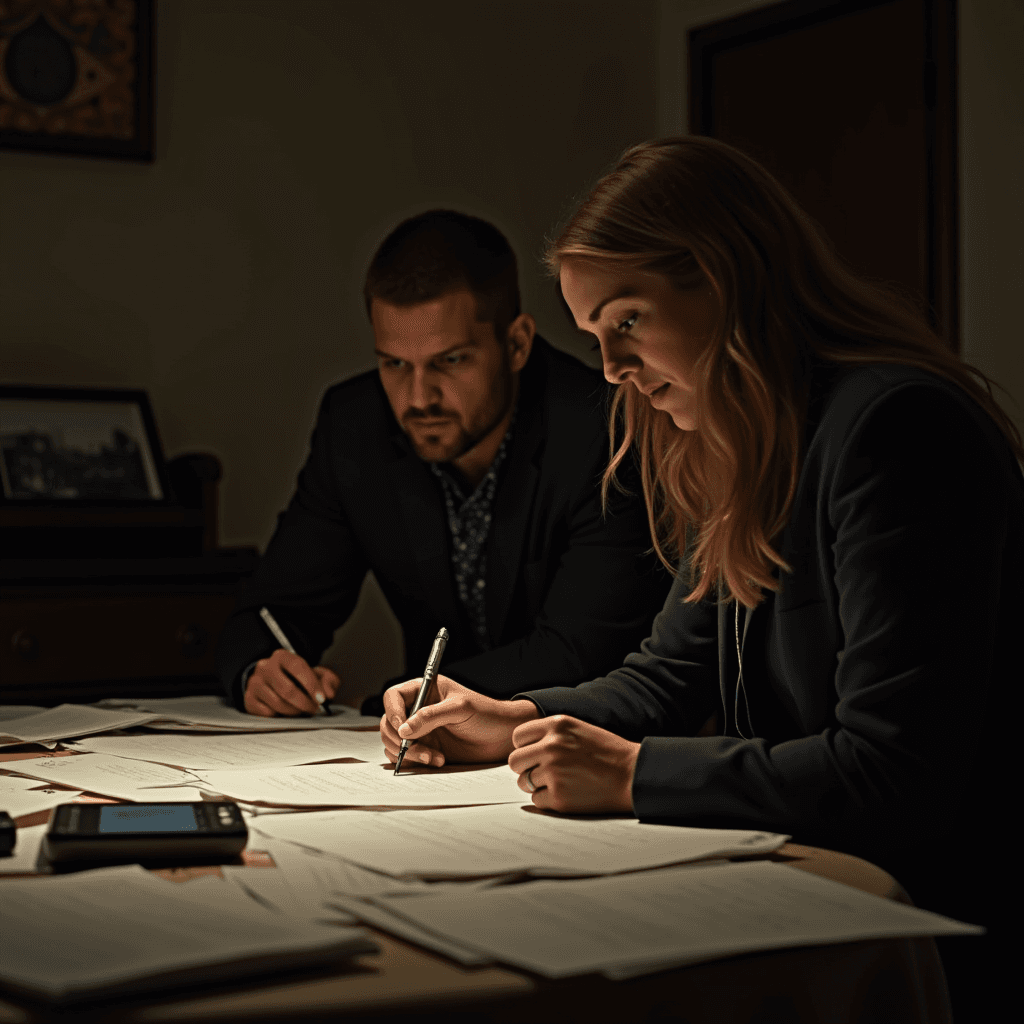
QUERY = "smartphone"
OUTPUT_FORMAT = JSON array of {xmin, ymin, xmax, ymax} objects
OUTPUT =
[{"xmin": 43, "ymin": 802, "xmax": 248, "ymax": 866}]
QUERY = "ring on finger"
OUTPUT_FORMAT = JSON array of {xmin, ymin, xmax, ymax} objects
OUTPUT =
[{"xmin": 524, "ymin": 767, "xmax": 537, "ymax": 793}]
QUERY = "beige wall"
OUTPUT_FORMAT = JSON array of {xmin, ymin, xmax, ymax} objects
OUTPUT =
[
  {"xmin": 3, "ymin": 0, "xmax": 1019, "ymax": 700},
  {"xmin": 0, "ymin": 0, "xmax": 659, "ymax": 700}
]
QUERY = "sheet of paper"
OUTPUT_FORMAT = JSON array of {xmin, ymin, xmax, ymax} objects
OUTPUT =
[
  {"xmin": 250, "ymin": 801, "xmax": 788, "ymax": 878},
  {"xmin": 0, "ymin": 705, "xmax": 158, "ymax": 747},
  {"xmin": 0, "ymin": 775, "xmax": 41, "ymax": 794},
  {"xmin": 328, "ymin": 895, "xmax": 493, "ymax": 965},
  {"xmin": 7, "ymin": 753, "xmax": 200, "ymax": 799},
  {"xmin": 194, "ymin": 762, "xmax": 525, "ymax": 808},
  {"xmin": 0, "ymin": 705, "xmax": 47, "ymax": 722},
  {"xmin": 93, "ymin": 695, "xmax": 380, "ymax": 731},
  {"xmin": 357, "ymin": 860, "xmax": 983, "ymax": 979},
  {"xmin": 105, "ymin": 787, "xmax": 208, "ymax": 805},
  {"xmin": 223, "ymin": 838, "xmax": 421, "ymax": 923},
  {"xmin": 0, "ymin": 864, "xmax": 377, "ymax": 1002},
  {"xmin": 0, "ymin": 787, "xmax": 83, "ymax": 820},
  {"xmin": 0, "ymin": 823, "xmax": 47, "ymax": 874},
  {"xmin": 66, "ymin": 727, "xmax": 386, "ymax": 770}
]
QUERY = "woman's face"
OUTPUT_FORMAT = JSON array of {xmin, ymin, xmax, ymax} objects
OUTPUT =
[{"xmin": 559, "ymin": 258, "xmax": 720, "ymax": 431}]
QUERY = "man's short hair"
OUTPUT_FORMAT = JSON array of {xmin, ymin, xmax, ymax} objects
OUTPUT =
[{"xmin": 364, "ymin": 210, "xmax": 521, "ymax": 341}]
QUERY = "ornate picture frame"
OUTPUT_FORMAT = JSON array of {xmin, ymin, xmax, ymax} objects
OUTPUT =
[{"xmin": 0, "ymin": 0, "xmax": 154, "ymax": 161}]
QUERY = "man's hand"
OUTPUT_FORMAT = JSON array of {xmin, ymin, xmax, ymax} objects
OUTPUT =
[
  {"xmin": 380, "ymin": 674, "xmax": 539, "ymax": 767},
  {"xmin": 244, "ymin": 650, "xmax": 340, "ymax": 716},
  {"xmin": 507, "ymin": 716, "xmax": 640, "ymax": 814}
]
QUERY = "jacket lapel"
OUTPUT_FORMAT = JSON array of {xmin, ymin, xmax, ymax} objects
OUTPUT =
[
  {"xmin": 485, "ymin": 363, "xmax": 544, "ymax": 644},
  {"xmin": 386, "ymin": 444, "xmax": 460, "ymax": 628}
]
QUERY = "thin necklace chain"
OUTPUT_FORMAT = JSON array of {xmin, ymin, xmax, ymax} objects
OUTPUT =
[{"xmin": 734, "ymin": 600, "xmax": 754, "ymax": 740}]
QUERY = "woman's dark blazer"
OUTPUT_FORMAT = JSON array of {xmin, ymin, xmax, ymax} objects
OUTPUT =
[{"xmin": 520, "ymin": 362, "xmax": 1024, "ymax": 915}]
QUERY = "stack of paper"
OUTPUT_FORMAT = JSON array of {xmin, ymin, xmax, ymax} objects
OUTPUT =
[
  {"xmin": 0, "ymin": 775, "xmax": 83, "ymax": 820},
  {"xmin": 251, "ymin": 802, "xmax": 789, "ymax": 877},
  {"xmin": 338, "ymin": 860, "xmax": 983, "ymax": 980},
  {"xmin": 194, "ymin": 762, "xmax": 525, "ymax": 808},
  {"xmin": 93, "ymin": 696, "xmax": 381, "ymax": 731},
  {"xmin": 0, "ymin": 864, "xmax": 377, "ymax": 1003},
  {"xmin": 8, "ymin": 753, "xmax": 201, "ymax": 802},
  {"xmin": 67, "ymin": 728, "xmax": 386, "ymax": 770},
  {"xmin": 0, "ymin": 705, "xmax": 159, "ymax": 749}
]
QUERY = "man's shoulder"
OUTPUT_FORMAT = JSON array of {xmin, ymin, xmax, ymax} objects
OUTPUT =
[
  {"xmin": 529, "ymin": 337, "xmax": 610, "ymax": 424},
  {"xmin": 313, "ymin": 369, "xmax": 397, "ymax": 457},
  {"xmin": 319, "ymin": 368, "xmax": 392, "ymax": 423}
]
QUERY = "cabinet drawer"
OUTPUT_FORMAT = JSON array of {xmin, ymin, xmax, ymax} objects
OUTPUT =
[{"xmin": 1, "ymin": 594, "xmax": 236, "ymax": 690}]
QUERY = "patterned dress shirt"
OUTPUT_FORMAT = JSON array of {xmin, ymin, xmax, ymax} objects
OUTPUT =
[{"xmin": 429, "ymin": 413, "xmax": 515, "ymax": 651}]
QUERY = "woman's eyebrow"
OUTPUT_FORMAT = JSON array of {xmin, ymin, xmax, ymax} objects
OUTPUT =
[{"xmin": 588, "ymin": 287, "xmax": 640, "ymax": 323}]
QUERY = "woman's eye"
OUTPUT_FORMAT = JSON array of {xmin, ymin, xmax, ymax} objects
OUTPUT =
[{"xmin": 616, "ymin": 314, "xmax": 638, "ymax": 333}]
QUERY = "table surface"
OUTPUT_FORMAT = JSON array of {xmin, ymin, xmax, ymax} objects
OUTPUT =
[{"xmin": 0, "ymin": 749, "xmax": 951, "ymax": 1024}]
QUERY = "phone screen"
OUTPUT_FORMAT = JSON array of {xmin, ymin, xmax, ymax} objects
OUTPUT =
[{"xmin": 98, "ymin": 805, "xmax": 199, "ymax": 834}]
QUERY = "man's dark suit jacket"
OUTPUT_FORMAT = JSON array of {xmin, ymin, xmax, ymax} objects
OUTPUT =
[
  {"xmin": 521, "ymin": 363, "xmax": 1023, "ymax": 928},
  {"xmin": 217, "ymin": 337, "xmax": 671, "ymax": 710}
]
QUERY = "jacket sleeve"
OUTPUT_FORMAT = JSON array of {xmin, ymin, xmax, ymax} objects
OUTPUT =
[
  {"xmin": 441, "ymin": 453, "xmax": 674, "ymax": 699},
  {"xmin": 216, "ymin": 397, "xmax": 369, "ymax": 709},
  {"xmin": 521, "ymin": 383, "xmax": 1019, "ymax": 855}
]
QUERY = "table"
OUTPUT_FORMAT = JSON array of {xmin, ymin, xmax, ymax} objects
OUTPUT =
[{"xmin": 0, "ymin": 754, "xmax": 954, "ymax": 1024}]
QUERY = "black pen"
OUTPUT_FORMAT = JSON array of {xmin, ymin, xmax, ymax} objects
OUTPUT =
[
  {"xmin": 258, "ymin": 607, "xmax": 333, "ymax": 716},
  {"xmin": 394, "ymin": 627, "xmax": 449, "ymax": 775}
]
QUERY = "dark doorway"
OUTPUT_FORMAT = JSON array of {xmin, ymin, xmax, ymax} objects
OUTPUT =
[{"xmin": 690, "ymin": 0, "xmax": 958, "ymax": 350}]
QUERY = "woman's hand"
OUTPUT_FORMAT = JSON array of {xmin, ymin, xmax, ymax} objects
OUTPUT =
[
  {"xmin": 380, "ymin": 674, "xmax": 540, "ymax": 767},
  {"xmin": 507, "ymin": 716, "xmax": 641, "ymax": 814}
]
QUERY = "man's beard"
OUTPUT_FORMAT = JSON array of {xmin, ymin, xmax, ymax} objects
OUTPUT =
[{"xmin": 403, "ymin": 363, "xmax": 514, "ymax": 464}]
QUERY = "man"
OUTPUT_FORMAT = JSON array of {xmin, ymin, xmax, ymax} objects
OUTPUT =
[{"xmin": 217, "ymin": 209, "xmax": 671, "ymax": 716}]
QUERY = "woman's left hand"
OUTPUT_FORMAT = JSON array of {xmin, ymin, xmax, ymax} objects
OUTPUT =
[{"xmin": 507, "ymin": 715, "xmax": 641, "ymax": 814}]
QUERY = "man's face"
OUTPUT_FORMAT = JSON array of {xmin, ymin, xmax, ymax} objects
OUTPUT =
[{"xmin": 372, "ymin": 289, "xmax": 515, "ymax": 463}]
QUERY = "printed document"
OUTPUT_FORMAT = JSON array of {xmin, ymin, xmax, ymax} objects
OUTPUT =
[
  {"xmin": 250, "ymin": 802, "xmax": 788, "ymax": 877},
  {"xmin": 0, "ymin": 786, "xmax": 83, "ymax": 820},
  {"xmin": 93, "ymin": 695, "xmax": 380, "ymax": 731},
  {"xmin": 354, "ymin": 860, "xmax": 983, "ymax": 979},
  {"xmin": 67, "ymin": 728, "xmax": 386, "ymax": 770},
  {"xmin": 0, "ymin": 864, "xmax": 377, "ymax": 1003},
  {"xmin": 0, "ymin": 705, "xmax": 158, "ymax": 747},
  {"xmin": 194, "ymin": 762, "xmax": 524, "ymax": 807},
  {"xmin": 8, "ymin": 753, "xmax": 199, "ymax": 799}
]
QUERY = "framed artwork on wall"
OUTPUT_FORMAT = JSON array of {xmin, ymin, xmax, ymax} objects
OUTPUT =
[
  {"xmin": 0, "ymin": 0, "xmax": 153, "ymax": 161},
  {"xmin": 0, "ymin": 386, "xmax": 169, "ymax": 504}
]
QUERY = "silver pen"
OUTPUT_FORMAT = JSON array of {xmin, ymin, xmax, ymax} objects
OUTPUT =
[
  {"xmin": 258, "ymin": 606, "xmax": 331, "ymax": 716},
  {"xmin": 394, "ymin": 627, "xmax": 449, "ymax": 775}
]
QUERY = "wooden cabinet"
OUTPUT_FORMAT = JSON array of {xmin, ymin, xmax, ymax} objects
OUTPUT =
[{"xmin": 0, "ymin": 553, "xmax": 256, "ymax": 704}]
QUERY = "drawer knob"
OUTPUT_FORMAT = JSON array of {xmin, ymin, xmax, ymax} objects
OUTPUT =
[
  {"xmin": 176, "ymin": 624, "xmax": 209, "ymax": 659},
  {"xmin": 11, "ymin": 630, "xmax": 39, "ymax": 660}
]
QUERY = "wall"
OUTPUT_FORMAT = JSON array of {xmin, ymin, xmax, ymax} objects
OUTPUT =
[
  {"xmin": 3, "ymin": 0, "xmax": 1019, "ymax": 702},
  {"xmin": 0, "ymin": 0, "xmax": 659, "ymax": 702}
]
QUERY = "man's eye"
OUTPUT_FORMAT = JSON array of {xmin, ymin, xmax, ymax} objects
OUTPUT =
[{"xmin": 442, "ymin": 354, "xmax": 463, "ymax": 366}]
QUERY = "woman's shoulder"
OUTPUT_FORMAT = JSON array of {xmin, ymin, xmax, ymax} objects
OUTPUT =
[{"xmin": 809, "ymin": 361, "xmax": 1024, "ymax": 493}]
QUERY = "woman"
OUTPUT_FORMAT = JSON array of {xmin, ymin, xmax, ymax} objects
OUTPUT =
[{"xmin": 380, "ymin": 137, "xmax": 1022, "ymax": 1007}]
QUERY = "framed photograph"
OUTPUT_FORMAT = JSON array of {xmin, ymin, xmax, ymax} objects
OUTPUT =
[
  {"xmin": 0, "ymin": 0, "xmax": 154, "ymax": 161},
  {"xmin": 0, "ymin": 386, "xmax": 169, "ymax": 503}
]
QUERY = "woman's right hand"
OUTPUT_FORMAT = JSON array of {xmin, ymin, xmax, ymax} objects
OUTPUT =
[{"xmin": 380, "ymin": 674, "xmax": 540, "ymax": 767}]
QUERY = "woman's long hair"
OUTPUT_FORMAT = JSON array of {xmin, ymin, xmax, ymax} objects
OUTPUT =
[{"xmin": 546, "ymin": 137, "xmax": 1024, "ymax": 608}]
